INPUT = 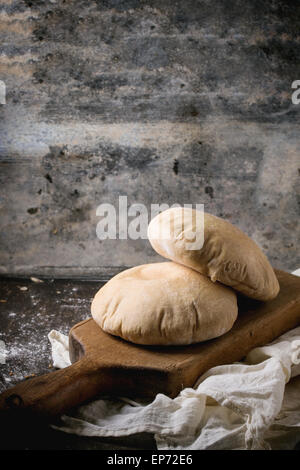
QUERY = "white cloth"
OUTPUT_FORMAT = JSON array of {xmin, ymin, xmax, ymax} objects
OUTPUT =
[{"xmin": 48, "ymin": 270, "xmax": 300, "ymax": 450}]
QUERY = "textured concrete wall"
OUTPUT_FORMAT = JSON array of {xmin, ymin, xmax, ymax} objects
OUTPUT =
[{"xmin": 0, "ymin": 0, "xmax": 299, "ymax": 278}]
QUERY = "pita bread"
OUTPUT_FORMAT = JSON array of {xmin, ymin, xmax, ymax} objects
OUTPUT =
[
  {"xmin": 148, "ymin": 207, "xmax": 279, "ymax": 301},
  {"xmin": 91, "ymin": 262, "xmax": 238, "ymax": 346}
]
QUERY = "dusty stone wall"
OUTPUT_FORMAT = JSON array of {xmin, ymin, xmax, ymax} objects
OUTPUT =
[{"xmin": 0, "ymin": 0, "xmax": 299, "ymax": 278}]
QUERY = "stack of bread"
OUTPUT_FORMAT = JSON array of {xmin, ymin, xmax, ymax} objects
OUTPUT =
[{"xmin": 91, "ymin": 208, "xmax": 280, "ymax": 346}]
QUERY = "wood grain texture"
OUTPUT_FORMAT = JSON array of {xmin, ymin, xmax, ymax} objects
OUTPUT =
[{"xmin": 0, "ymin": 270, "xmax": 299, "ymax": 420}]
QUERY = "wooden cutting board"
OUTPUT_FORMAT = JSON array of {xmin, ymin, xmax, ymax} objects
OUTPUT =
[{"xmin": 0, "ymin": 269, "xmax": 299, "ymax": 420}]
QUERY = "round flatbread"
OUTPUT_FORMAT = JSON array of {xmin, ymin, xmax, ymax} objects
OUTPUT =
[
  {"xmin": 91, "ymin": 262, "xmax": 238, "ymax": 346},
  {"xmin": 148, "ymin": 207, "xmax": 279, "ymax": 301}
]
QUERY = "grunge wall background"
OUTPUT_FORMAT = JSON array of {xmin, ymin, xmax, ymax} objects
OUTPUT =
[{"xmin": 0, "ymin": 0, "xmax": 299, "ymax": 277}]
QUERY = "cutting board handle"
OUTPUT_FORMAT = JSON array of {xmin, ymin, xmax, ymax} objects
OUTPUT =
[{"xmin": 0, "ymin": 357, "xmax": 114, "ymax": 420}]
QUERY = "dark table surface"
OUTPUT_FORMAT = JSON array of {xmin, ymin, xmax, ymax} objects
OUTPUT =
[{"xmin": 0, "ymin": 276, "xmax": 156, "ymax": 450}]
